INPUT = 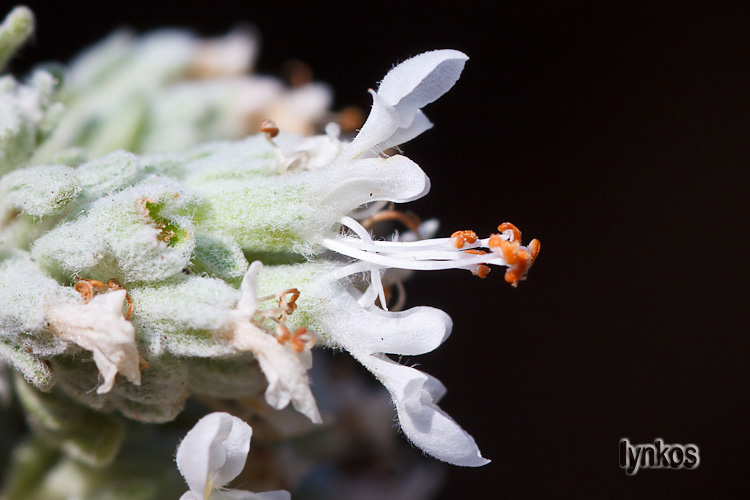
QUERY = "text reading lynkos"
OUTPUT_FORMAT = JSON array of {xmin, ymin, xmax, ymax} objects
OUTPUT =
[{"xmin": 619, "ymin": 438, "xmax": 699, "ymax": 475}]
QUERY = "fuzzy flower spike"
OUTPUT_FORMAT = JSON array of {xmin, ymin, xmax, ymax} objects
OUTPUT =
[{"xmin": 0, "ymin": 21, "xmax": 543, "ymax": 493}]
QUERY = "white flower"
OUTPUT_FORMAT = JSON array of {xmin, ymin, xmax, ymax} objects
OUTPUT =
[
  {"xmin": 46, "ymin": 289, "xmax": 140, "ymax": 394},
  {"xmin": 359, "ymin": 356, "xmax": 490, "ymax": 467},
  {"xmin": 303, "ymin": 270, "xmax": 488, "ymax": 467},
  {"xmin": 176, "ymin": 412, "xmax": 290, "ymax": 500},
  {"xmin": 227, "ymin": 261, "xmax": 321, "ymax": 424},
  {"xmin": 342, "ymin": 49, "xmax": 468, "ymax": 159}
]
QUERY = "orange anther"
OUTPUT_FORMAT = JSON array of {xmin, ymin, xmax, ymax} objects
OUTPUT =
[
  {"xmin": 474, "ymin": 264, "xmax": 491, "ymax": 279},
  {"xmin": 260, "ymin": 119, "xmax": 280, "ymax": 138},
  {"xmin": 290, "ymin": 327, "xmax": 310, "ymax": 353},
  {"xmin": 124, "ymin": 294, "xmax": 134, "ymax": 321},
  {"xmin": 485, "ymin": 222, "xmax": 540, "ymax": 286},
  {"xmin": 497, "ymin": 238, "xmax": 521, "ymax": 265},
  {"xmin": 90, "ymin": 280, "xmax": 108, "ymax": 291},
  {"xmin": 497, "ymin": 222, "xmax": 522, "ymax": 243},
  {"xmin": 74, "ymin": 279, "xmax": 107, "ymax": 303},
  {"xmin": 529, "ymin": 239, "xmax": 541, "ymax": 262},
  {"xmin": 504, "ymin": 248, "xmax": 534, "ymax": 287},
  {"xmin": 281, "ymin": 59, "xmax": 314, "ymax": 88},
  {"xmin": 464, "ymin": 249, "xmax": 490, "ymax": 278},
  {"xmin": 74, "ymin": 281, "xmax": 94, "ymax": 303},
  {"xmin": 504, "ymin": 269, "xmax": 523, "ymax": 287},
  {"xmin": 451, "ymin": 230, "xmax": 478, "ymax": 249},
  {"xmin": 276, "ymin": 324, "xmax": 291, "ymax": 344}
]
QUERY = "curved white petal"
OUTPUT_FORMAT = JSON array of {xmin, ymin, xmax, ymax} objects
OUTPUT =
[
  {"xmin": 342, "ymin": 91, "xmax": 409, "ymax": 158},
  {"xmin": 322, "ymin": 154, "xmax": 430, "ymax": 207},
  {"xmin": 382, "ymin": 109, "xmax": 434, "ymax": 150},
  {"xmin": 344, "ymin": 49, "xmax": 468, "ymax": 158},
  {"xmin": 319, "ymin": 281, "xmax": 451, "ymax": 355},
  {"xmin": 356, "ymin": 353, "xmax": 489, "ymax": 467},
  {"xmin": 176, "ymin": 412, "xmax": 252, "ymax": 495},
  {"xmin": 378, "ymin": 49, "xmax": 468, "ymax": 108},
  {"xmin": 310, "ymin": 276, "xmax": 485, "ymax": 466},
  {"xmin": 212, "ymin": 414, "xmax": 254, "ymax": 487},
  {"xmin": 235, "ymin": 261, "xmax": 263, "ymax": 319}
]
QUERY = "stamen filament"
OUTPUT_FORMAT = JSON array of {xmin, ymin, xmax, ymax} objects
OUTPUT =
[
  {"xmin": 325, "ymin": 217, "xmax": 538, "ymax": 277},
  {"xmin": 322, "ymin": 236, "xmax": 507, "ymax": 271},
  {"xmin": 334, "ymin": 234, "xmax": 499, "ymax": 251},
  {"xmin": 341, "ymin": 216, "xmax": 388, "ymax": 309},
  {"xmin": 324, "ymin": 217, "xmax": 539, "ymax": 309}
]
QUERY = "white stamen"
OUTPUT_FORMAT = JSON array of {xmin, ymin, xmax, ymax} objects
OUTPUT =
[
  {"xmin": 323, "ymin": 237, "xmax": 508, "ymax": 270},
  {"xmin": 323, "ymin": 217, "xmax": 510, "ymax": 271},
  {"xmin": 322, "ymin": 217, "xmax": 519, "ymax": 308},
  {"xmin": 340, "ymin": 217, "xmax": 388, "ymax": 310}
]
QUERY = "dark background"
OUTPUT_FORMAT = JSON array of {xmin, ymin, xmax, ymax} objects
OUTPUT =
[{"xmin": 9, "ymin": 1, "xmax": 748, "ymax": 497}]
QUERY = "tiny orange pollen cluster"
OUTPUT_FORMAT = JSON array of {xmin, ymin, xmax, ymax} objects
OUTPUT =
[
  {"xmin": 451, "ymin": 222, "xmax": 540, "ymax": 286},
  {"xmin": 74, "ymin": 277, "xmax": 135, "ymax": 320},
  {"xmin": 255, "ymin": 287, "xmax": 315, "ymax": 353}
]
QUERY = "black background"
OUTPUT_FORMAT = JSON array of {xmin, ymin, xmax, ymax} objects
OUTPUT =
[{"xmin": 9, "ymin": 1, "xmax": 748, "ymax": 497}]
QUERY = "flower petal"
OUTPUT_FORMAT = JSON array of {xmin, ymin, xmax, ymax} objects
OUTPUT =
[
  {"xmin": 235, "ymin": 260, "xmax": 263, "ymax": 319},
  {"xmin": 377, "ymin": 49, "xmax": 469, "ymax": 109},
  {"xmin": 231, "ymin": 322, "xmax": 322, "ymax": 424},
  {"xmin": 356, "ymin": 353, "xmax": 489, "ymax": 467},
  {"xmin": 341, "ymin": 91, "xmax": 407, "ymax": 158},
  {"xmin": 322, "ymin": 154, "xmax": 430, "ymax": 207},
  {"xmin": 229, "ymin": 262, "xmax": 321, "ymax": 423},
  {"xmin": 316, "ymin": 280, "xmax": 451, "ymax": 355},
  {"xmin": 176, "ymin": 412, "xmax": 231, "ymax": 494},
  {"xmin": 176, "ymin": 412, "xmax": 252, "ymax": 495},
  {"xmin": 212, "ymin": 414, "xmax": 253, "ymax": 487},
  {"xmin": 344, "ymin": 49, "xmax": 467, "ymax": 158},
  {"xmin": 380, "ymin": 109, "xmax": 433, "ymax": 150},
  {"xmin": 47, "ymin": 290, "xmax": 140, "ymax": 394}
]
